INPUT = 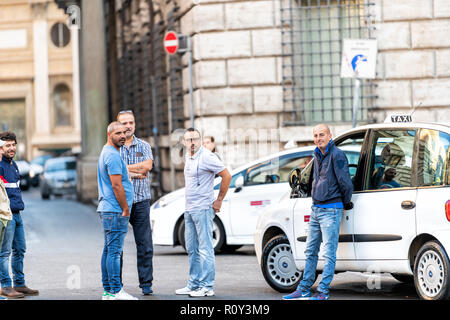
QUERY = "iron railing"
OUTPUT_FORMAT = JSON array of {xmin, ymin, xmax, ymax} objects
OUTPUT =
[{"xmin": 280, "ymin": 0, "xmax": 377, "ymax": 126}]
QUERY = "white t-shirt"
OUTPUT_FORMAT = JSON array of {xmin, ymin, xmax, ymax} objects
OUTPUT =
[{"xmin": 184, "ymin": 146, "xmax": 225, "ymax": 212}]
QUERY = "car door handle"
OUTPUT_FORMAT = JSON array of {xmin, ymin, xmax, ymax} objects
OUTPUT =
[{"xmin": 401, "ymin": 200, "xmax": 416, "ymax": 210}]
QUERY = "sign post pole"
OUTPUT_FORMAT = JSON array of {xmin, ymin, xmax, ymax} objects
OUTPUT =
[
  {"xmin": 187, "ymin": 36, "xmax": 194, "ymax": 127},
  {"xmin": 340, "ymin": 39, "xmax": 377, "ymax": 128},
  {"xmin": 164, "ymin": 31, "xmax": 194, "ymax": 128},
  {"xmin": 352, "ymin": 78, "xmax": 361, "ymax": 128}
]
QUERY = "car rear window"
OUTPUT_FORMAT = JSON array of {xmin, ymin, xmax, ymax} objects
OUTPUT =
[
  {"xmin": 417, "ymin": 129, "xmax": 450, "ymax": 187},
  {"xmin": 46, "ymin": 161, "xmax": 76, "ymax": 172}
]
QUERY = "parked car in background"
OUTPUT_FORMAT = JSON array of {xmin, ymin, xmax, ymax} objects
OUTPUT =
[
  {"xmin": 40, "ymin": 156, "xmax": 77, "ymax": 199},
  {"xmin": 151, "ymin": 146, "xmax": 315, "ymax": 253},
  {"xmin": 15, "ymin": 160, "xmax": 31, "ymax": 191},
  {"xmin": 29, "ymin": 154, "xmax": 54, "ymax": 187}
]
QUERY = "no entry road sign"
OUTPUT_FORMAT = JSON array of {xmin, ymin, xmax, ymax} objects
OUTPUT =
[{"xmin": 164, "ymin": 31, "xmax": 179, "ymax": 55}]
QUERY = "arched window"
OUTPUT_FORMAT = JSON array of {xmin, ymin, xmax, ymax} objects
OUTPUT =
[{"xmin": 53, "ymin": 83, "xmax": 72, "ymax": 128}]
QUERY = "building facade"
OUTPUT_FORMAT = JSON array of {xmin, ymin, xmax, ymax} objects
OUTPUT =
[
  {"xmin": 55, "ymin": 0, "xmax": 450, "ymax": 201},
  {"xmin": 0, "ymin": 0, "xmax": 81, "ymax": 160}
]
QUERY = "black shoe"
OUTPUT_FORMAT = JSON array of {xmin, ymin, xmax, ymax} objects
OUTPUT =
[{"xmin": 142, "ymin": 285, "xmax": 153, "ymax": 295}]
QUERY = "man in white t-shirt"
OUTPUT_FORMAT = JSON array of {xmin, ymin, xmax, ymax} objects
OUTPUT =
[{"xmin": 175, "ymin": 128, "xmax": 231, "ymax": 297}]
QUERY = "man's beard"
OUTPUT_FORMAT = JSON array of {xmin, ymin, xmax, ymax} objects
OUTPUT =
[
  {"xmin": 125, "ymin": 130, "xmax": 134, "ymax": 139},
  {"xmin": 2, "ymin": 152, "xmax": 14, "ymax": 160},
  {"xmin": 112, "ymin": 138, "xmax": 125, "ymax": 148},
  {"xmin": 190, "ymin": 145, "xmax": 199, "ymax": 154}
]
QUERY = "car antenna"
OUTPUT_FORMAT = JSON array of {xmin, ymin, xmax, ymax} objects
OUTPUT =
[
  {"xmin": 409, "ymin": 101, "xmax": 422, "ymax": 117},
  {"xmin": 384, "ymin": 101, "xmax": 422, "ymax": 123}
]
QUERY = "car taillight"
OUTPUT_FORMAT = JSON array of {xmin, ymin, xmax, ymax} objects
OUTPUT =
[
  {"xmin": 304, "ymin": 215, "xmax": 310, "ymax": 223},
  {"xmin": 446, "ymin": 200, "xmax": 450, "ymax": 222}
]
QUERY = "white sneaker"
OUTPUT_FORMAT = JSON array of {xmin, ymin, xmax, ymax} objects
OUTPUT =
[
  {"xmin": 189, "ymin": 287, "xmax": 214, "ymax": 297},
  {"xmin": 175, "ymin": 286, "xmax": 195, "ymax": 295},
  {"xmin": 109, "ymin": 289, "xmax": 138, "ymax": 300}
]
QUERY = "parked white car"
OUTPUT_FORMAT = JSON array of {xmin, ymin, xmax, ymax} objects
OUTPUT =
[
  {"xmin": 151, "ymin": 146, "xmax": 315, "ymax": 253},
  {"xmin": 254, "ymin": 120, "xmax": 450, "ymax": 300}
]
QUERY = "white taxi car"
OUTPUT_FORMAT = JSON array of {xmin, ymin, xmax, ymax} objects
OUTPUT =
[
  {"xmin": 254, "ymin": 121, "xmax": 450, "ymax": 300},
  {"xmin": 150, "ymin": 146, "xmax": 314, "ymax": 253}
]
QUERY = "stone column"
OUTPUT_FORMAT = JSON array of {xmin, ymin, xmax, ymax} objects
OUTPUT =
[
  {"xmin": 77, "ymin": 0, "xmax": 109, "ymax": 203},
  {"xmin": 31, "ymin": 2, "xmax": 50, "ymax": 137},
  {"xmin": 71, "ymin": 25, "xmax": 81, "ymax": 135}
]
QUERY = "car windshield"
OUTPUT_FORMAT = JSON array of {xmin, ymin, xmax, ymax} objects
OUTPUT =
[{"xmin": 46, "ymin": 161, "xmax": 76, "ymax": 172}]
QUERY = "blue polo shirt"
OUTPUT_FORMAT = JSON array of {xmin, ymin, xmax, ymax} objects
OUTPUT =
[{"xmin": 97, "ymin": 145, "xmax": 134, "ymax": 213}]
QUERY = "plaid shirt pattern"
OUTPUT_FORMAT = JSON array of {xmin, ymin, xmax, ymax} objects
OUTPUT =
[{"xmin": 120, "ymin": 136, "xmax": 154, "ymax": 203}]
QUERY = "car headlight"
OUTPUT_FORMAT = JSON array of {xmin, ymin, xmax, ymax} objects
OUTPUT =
[{"xmin": 29, "ymin": 169, "xmax": 35, "ymax": 178}]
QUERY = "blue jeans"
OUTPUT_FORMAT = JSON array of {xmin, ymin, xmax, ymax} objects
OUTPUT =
[
  {"xmin": 0, "ymin": 221, "xmax": 8, "ymax": 248},
  {"xmin": 100, "ymin": 212, "xmax": 129, "ymax": 294},
  {"xmin": 184, "ymin": 207, "xmax": 215, "ymax": 290},
  {"xmin": 0, "ymin": 213, "xmax": 26, "ymax": 288},
  {"xmin": 298, "ymin": 206, "xmax": 343, "ymax": 295}
]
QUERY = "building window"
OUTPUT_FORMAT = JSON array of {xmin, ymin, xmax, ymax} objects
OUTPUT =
[
  {"xmin": 50, "ymin": 22, "xmax": 71, "ymax": 48},
  {"xmin": 280, "ymin": 0, "xmax": 375, "ymax": 126},
  {"xmin": 53, "ymin": 83, "xmax": 72, "ymax": 128}
]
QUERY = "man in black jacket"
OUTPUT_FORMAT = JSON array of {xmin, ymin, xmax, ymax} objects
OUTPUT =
[
  {"xmin": 0, "ymin": 132, "xmax": 39, "ymax": 299},
  {"xmin": 283, "ymin": 124, "xmax": 353, "ymax": 300}
]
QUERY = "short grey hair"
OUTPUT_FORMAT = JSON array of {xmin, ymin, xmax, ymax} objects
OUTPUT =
[{"xmin": 107, "ymin": 121, "xmax": 124, "ymax": 134}]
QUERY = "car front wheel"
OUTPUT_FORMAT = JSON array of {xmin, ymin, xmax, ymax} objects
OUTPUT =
[
  {"xmin": 261, "ymin": 235, "xmax": 302, "ymax": 293},
  {"xmin": 414, "ymin": 241, "xmax": 450, "ymax": 300}
]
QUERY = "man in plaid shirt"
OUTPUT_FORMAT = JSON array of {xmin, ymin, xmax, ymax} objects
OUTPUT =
[{"xmin": 117, "ymin": 110, "xmax": 154, "ymax": 295}]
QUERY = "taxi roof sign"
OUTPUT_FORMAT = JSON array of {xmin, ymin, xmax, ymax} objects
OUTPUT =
[{"xmin": 385, "ymin": 115, "xmax": 413, "ymax": 123}]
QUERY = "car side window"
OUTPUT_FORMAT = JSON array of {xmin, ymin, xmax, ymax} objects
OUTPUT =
[
  {"xmin": 245, "ymin": 154, "xmax": 313, "ymax": 186},
  {"xmin": 417, "ymin": 129, "xmax": 450, "ymax": 186},
  {"xmin": 367, "ymin": 130, "xmax": 416, "ymax": 190},
  {"xmin": 214, "ymin": 170, "xmax": 245, "ymax": 190},
  {"xmin": 334, "ymin": 133, "xmax": 365, "ymax": 185},
  {"xmin": 278, "ymin": 155, "xmax": 313, "ymax": 182}
]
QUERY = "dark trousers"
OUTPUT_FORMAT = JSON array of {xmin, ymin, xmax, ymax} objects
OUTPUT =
[{"xmin": 120, "ymin": 200, "xmax": 154, "ymax": 288}]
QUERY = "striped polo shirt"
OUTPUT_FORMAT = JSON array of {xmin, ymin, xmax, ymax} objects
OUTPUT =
[{"xmin": 120, "ymin": 136, "xmax": 154, "ymax": 203}]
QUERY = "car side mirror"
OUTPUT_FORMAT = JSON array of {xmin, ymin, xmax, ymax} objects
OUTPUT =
[
  {"xmin": 289, "ymin": 168, "xmax": 301, "ymax": 189},
  {"xmin": 289, "ymin": 166, "xmax": 311, "ymax": 199},
  {"xmin": 234, "ymin": 175, "xmax": 244, "ymax": 193}
]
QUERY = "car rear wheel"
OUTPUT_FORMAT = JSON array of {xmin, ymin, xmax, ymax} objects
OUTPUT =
[
  {"xmin": 413, "ymin": 241, "xmax": 450, "ymax": 300},
  {"xmin": 41, "ymin": 186, "xmax": 50, "ymax": 200},
  {"xmin": 261, "ymin": 235, "xmax": 302, "ymax": 293},
  {"xmin": 178, "ymin": 216, "xmax": 226, "ymax": 254}
]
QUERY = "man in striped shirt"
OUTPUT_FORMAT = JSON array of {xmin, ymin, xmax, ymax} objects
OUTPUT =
[{"xmin": 117, "ymin": 110, "xmax": 154, "ymax": 296}]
